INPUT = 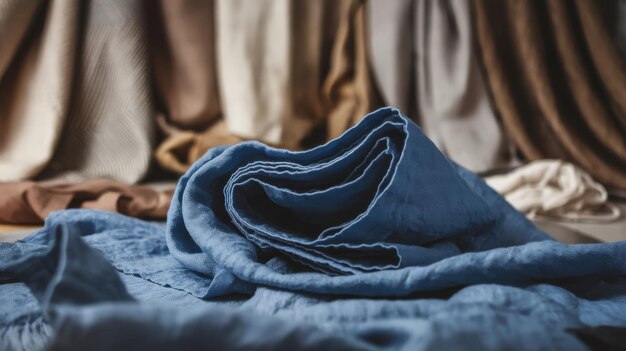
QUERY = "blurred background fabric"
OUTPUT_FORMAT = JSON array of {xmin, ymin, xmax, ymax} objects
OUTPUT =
[
  {"xmin": 0, "ymin": 0, "xmax": 155, "ymax": 183},
  {"xmin": 0, "ymin": 0, "xmax": 625, "ymax": 229},
  {"xmin": 368, "ymin": 0, "xmax": 514, "ymax": 173},
  {"xmin": 474, "ymin": 0, "xmax": 626, "ymax": 190}
]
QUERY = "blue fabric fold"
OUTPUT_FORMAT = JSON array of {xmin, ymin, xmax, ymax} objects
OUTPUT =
[
  {"xmin": 169, "ymin": 108, "xmax": 499, "ymax": 277},
  {"xmin": 164, "ymin": 107, "xmax": 624, "ymax": 298},
  {"xmin": 1, "ymin": 107, "xmax": 626, "ymax": 350}
]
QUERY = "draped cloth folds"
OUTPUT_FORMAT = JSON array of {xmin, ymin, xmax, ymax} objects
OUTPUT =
[
  {"xmin": 415, "ymin": 0, "xmax": 513, "ymax": 172},
  {"xmin": 0, "ymin": 0, "xmax": 79, "ymax": 181},
  {"xmin": 155, "ymin": 0, "xmax": 382, "ymax": 174},
  {"xmin": 367, "ymin": 0, "xmax": 513, "ymax": 172},
  {"xmin": 474, "ymin": 0, "xmax": 626, "ymax": 190},
  {"xmin": 148, "ymin": 0, "xmax": 229, "ymax": 173},
  {"xmin": 149, "ymin": 0, "xmax": 222, "ymax": 132},
  {"xmin": 0, "ymin": 0, "xmax": 155, "ymax": 183},
  {"xmin": 0, "ymin": 180, "xmax": 173, "ymax": 225}
]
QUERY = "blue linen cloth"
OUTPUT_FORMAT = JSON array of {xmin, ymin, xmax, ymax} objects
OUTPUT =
[{"xmin": 1, "ymin": 107, "xmax": 626, "ymax": 350}]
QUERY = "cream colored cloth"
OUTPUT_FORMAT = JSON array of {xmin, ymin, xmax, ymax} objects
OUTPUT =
[
  {"xmin": 38, "ymin": 0, "xmax": 154, "ymax": 183},
  {"xmin": 216, "ymin": 0, "xmax": 381, "ymax": 149},
  {"xmin": 148, "ymin": 0, "xmax": 381, "ymax": 175},
  {"xmin": 486, "ymin": 160, "xmax": 621, "ymax": 221},
  {"xmin": 216, "ymin": 0, "xmax": 289, "ymax": 144},
  {"xmin": 0, "ymin": 0, "xmax": 78, "ymax": 181},
  {"xmin": 0, "ymin": 0, "xmax": 154, "ymax": 183}
]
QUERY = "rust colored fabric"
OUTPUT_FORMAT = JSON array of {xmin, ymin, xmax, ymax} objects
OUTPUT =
[
  {"xmin": 0, "ymin": 0, "xmax": 78, "ymax": 181},
  {"xmin": 153, "ymin": 0, "xmax": 382, "ymax": 174},
  {"xmin": 474, "ymin": 0, "xmax": 626, "ymax": 190},
  {"xmin": 0, "ymin": 180, "xmax": 174, "ymax": 225}
]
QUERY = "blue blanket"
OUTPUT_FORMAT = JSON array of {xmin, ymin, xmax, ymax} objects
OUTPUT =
[{"xmin": 1, "ymin": 108, "xmax": 625, "ymax": 350}]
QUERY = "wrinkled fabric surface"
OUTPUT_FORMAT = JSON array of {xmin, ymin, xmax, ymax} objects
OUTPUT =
[
  {"xmin": 1, "ymin": 108, "xmax": 625, "ymax": 350},
  {"xmin": 0, "ymin": 180, "xmax": 174, "ymax": 225},
  {"xmin": 0, "ymin": 0, "xmax": 76, "ymax": 181},
  {"xmin": 486, "ymin": 160, "xmax": 621, "ymax": 222}
]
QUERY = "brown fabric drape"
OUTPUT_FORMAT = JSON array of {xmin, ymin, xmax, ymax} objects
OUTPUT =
[
  {"xmin": 148, "ymin": 0, "xmax": 230, "ymax": 174},
  {"xmin": 152, "ymin": 0, "xmax": 382, "ymax": 174},
  {"xmin": 150, "ymin": 0, "xmax": 221, "ymax": 131},
  {"xmin": 474, "ymin": 0, "xmax": 626, "ymax": 190},
  {"xmin": 0, "ymin": 180, "xmax": 174, "ymax": 225},
  {"xmin": 323, "ymin": 0, "xmax": 383, "ymax": 140},
  {"xmin": 155, "ymin": 119, "xmax": 240, "ymax": 174}
]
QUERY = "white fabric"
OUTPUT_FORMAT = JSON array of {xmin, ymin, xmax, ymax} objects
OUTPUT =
[
  {"xmin": 216, "ymin": 0, "xmax": 289, "ymax": 144},
  {"xmin": 486, "ymin": 160, "xmax": 621, "ymax": 222}
]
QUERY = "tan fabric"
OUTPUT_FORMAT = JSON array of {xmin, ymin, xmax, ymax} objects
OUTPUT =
[
  {"xmin": 0, "ymin": 0, "xmax": 79, "ymax": 181},
  {"xmin": 39, "ymin": 0, "xmax": 154, "ymax": 183},
  {"xmin": 149, "ymin": 0, "xmax": 221, "ymax": 130},
  {"xmin": 486, "ymin": 160, "xmax": 620, "ymax": 222},
  {"xmin": 474, "ymin": 0, "xmax": 626, "ymax": 190},
  {"xmin": 367, "ymin": 0, "xmax": 513, "ymax": 172},
  {"xmin": 148, "ymin": 0, "xmax": 227, "ymax": 173},
  {"xmin": 155, "ymin": 0, "xmax": 382, "ymax": 174},
  {"xmin": 155, "ymin": 119, "xmax": 241, "ymax": 174},
  {"xmin": 323, "ymin": 0, "xmax": 383, "ymax": 141},
  {"xmin": 0, "ymin": 180, "xmax": 174, "ymax": 225},
  {"xmin": 0, "ymin": 0, "xmax": 154, "ymax": 183}
]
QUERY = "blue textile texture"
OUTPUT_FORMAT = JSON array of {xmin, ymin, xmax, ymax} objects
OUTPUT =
[{"xmin": 1, "ymin": 108, "xmax": 625, "ymax": 350}]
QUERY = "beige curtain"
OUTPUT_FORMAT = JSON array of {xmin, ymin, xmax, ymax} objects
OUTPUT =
[
  {"xmin": 0, "ymin": 0, "xmax": 155, "ymax": 183},
  {"xmin": 154, "ymin": 0, "xmax": 382, "ymax": 174},
  {"xmin": 0, "ymin": 0, "xmax": 78, "ymax": 181}
]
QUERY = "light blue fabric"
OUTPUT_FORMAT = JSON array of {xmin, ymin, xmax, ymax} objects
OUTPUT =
[{"xmin": 1, "ymin": 107, "xmax": 625, "ymax": 350}]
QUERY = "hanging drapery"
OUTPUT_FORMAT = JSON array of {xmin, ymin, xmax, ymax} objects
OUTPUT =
[
  {"xmin": 154, "ymin": 0, "xmax": 382, "ymax": 174},
  {"xmin": 0, "ymin": 0, "xmax": 155, "ymax": 183},
  {"xmin": 474, "ymin": 0, "xmax": 626, "ymax": 190},
  {"xmin": 0, "ymin": 0, "xmax": 78, "ymax": 181},
  {"xmin": 367, "ymin": 0, "xmax": 513, "ymax": 172}
]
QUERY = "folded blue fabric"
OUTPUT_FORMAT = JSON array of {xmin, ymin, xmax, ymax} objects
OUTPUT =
[
  {"xmin": 171, "ymin": 107, "xmax": 496, "ymax": 276},
  {"xmin": 1, "ymin": 107, "xmax": 626, "ymax": 351},
  {"xmin": 166, "ymin": 107, "xmax": 622, "ymax": 298}
]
